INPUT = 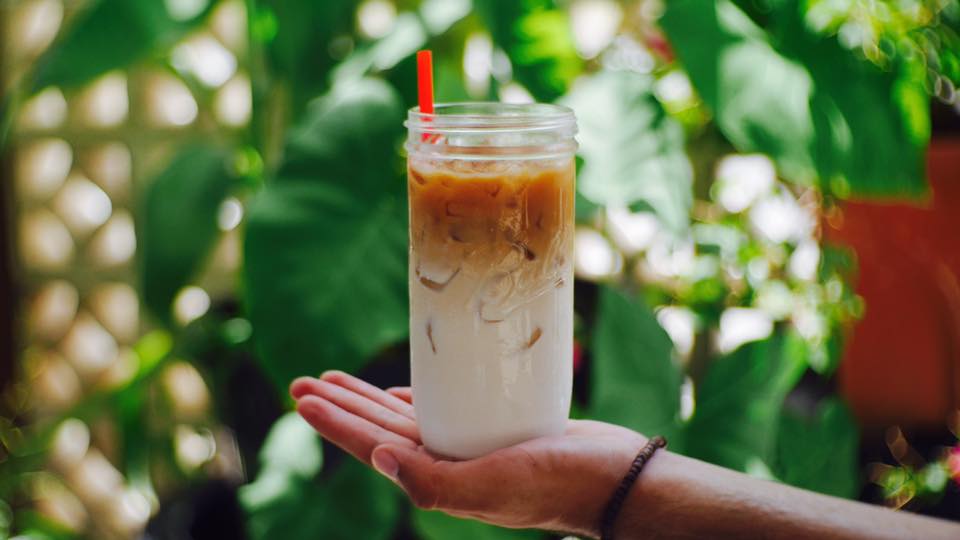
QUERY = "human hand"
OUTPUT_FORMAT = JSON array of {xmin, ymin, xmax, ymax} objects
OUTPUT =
[{"xmin": 290, "ymin": 371, "xmax": 647, "ymax": 537}]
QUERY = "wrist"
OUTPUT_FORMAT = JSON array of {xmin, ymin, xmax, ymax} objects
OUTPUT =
[
  {"xmin": 609, "ymin": 445, "xmax": 674, "ymax": 540},
  {"xmin": 558, "ymin": 434, "xmax": 648, "ymax": 539}
]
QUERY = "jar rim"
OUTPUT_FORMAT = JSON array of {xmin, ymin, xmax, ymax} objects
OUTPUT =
[{"xmin": 406, "ymin": 102, "xmax": 576, "ymax": 131}]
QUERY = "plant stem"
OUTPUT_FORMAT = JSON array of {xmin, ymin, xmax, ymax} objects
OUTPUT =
[
  {"xmin": 243, "ymin": 0, "xmax": 288, "ymax": 176},
  {"xmin": 688, "ymin": 326, "xmax": 713, "ymax": 398}
]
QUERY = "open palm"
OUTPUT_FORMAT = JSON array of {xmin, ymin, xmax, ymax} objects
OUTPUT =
[{"xmin": 290, "ymin": 371, "xmax": 646, "ymax": 536}]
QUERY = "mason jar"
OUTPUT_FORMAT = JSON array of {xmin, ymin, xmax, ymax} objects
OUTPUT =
[{"xmin": 405, "ymin": 103, "xmax": 578, "ymax": 459}]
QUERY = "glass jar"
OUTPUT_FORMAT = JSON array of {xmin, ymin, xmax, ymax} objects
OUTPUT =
[{"xmin": 405, "ymin": 103, "xmax": 578, "ymax": 459}]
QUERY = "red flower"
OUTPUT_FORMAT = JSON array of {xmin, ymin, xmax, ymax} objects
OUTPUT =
[
  {"xmin": 645, "ymin": 31, "xmax": 674, "ymax": 63},
  {"xmin": 948, "ymin": 445, "xmax": 960, "ymax": 483}
]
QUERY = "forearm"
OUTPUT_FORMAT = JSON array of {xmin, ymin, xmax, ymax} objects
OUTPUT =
[{"xmin": 606, "ymin": 451, "xmax": 960, "ymax": 540}]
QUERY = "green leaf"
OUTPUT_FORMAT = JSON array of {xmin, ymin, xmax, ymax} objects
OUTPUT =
[
  {"xmin": 684, "ymin": 331, "xmax": 807, "ymax": 472},
  {"xmin": 412, "ymin": 510, "xmax": 543, "ymax": 540},
  {"xmin": 32, "ymin": 0, "xmax": 213, "ymax": 90},
  {"xmin": 475, "ymin": 0, "xmax": 582, "ymax": 102},
  {"xmin": 562, "ymin": 70, "xmax": 693, "ymax": 233},
  {"xmin": 331, "ymin": 13, "xmax": 428, "ymax": 84},
  {"xmin": 777, "ymin": 7, "xmax": 929, "ymax": 198},
  {"xmin": 140, "ymin": 144, "xmax": 234, "ymax": 322},
  {"xmin": 419, "ymin": 0, "xmax": 474, "ymax": 35},
  {"xmin": 241, "ymin": 457, "xmax": 399, "ymax": 540},
  {"xmin": 276, "ymin": 0, "xmax": 471, "ymax": 114},
  {"xmin": 572, "ymin": 156, "xmax": 599, "ymax": 224},
  {"xmin": 9, "ymin": 510, "xmax": 80, "ymax": 540},
  {"xmin": 116, "ymin": 386, "xmax": 151, "ymax": 492},
  {"xmin": 132, "ymin": 330, "xmax": 173, "ymax": 378},
  {"xmin": 258, "ymin": 412, "xmax": 323, "ymax": 479},
  {"xmin": 774, "ymin": 398, "xmax": 859, "ymax": 498},
  {"xmin": 918, "ymin": 462, "xmax": 950, "ymax": 496},
  {"xmin": 574, "ymin": 188, "xmax": 600, "ymax": 225},
  {"xmin": 589, "ymin": 286, "xmax": 683, "ymax": 442},
  {"xmin": 239, "ymin": 412, "xmax": 322, "ymax": 511},
  {"xmin": 660, "ymin": 0, "xmax": 817, "ymax": 184},
  {"xmin": 331, "ymin": 0, "xmax": 471, "ymax": 106},
  {"xmin": 660, "ymin": 0, "xmax": 928, "ymax": 196},
  {"xmin": 0, "ymin": 498, "xmax": 10, "ymax": 539},
  {"xmin": 243, "ymin": 78, "xmax": 408, "ymax": 391},
  {"xmin": 261, "ymin": 0, "xmax": 356, "ymax": 112}
]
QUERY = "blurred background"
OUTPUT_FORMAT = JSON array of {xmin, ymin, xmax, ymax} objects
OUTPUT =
[{"xmin": 0, "ymin": 0, "xmax": 959, "ymax": 538}]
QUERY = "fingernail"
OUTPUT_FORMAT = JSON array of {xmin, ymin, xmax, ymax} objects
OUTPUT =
[{"xmin": 372, "ymin": 449, "xmax": 399, "ymax": 481}]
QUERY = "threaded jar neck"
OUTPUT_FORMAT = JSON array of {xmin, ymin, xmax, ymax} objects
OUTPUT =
[{"xmin": 405, "ymin": 102, "xmax": 577, "ymax": 161}]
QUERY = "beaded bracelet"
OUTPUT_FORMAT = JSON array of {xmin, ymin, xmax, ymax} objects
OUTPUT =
[{"xmin": 599, "ymin": 435, "xmax": 667, "ymax": 540}]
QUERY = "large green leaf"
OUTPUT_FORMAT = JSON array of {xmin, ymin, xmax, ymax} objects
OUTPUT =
[
  {"xmin": 240, "ymin": 415, "xmax": 399, "ymax": 540},
  {"xmin": 475, "ymin": 0, "xmax": 582, "ymax": 102},
  {"xmin": 32, "ymin": 0, "xmax": 213, "ymax": 90},
  {"xmin": 243, "ymin": 78, "xmax": 408, "ymax": 391},
  {"xmin": 589, "ymin": 286, "xmax": 683, "ymax": 442},
  {"xmin": 562, "ymin": 70, "xmax": 693, "ymax": 233},
  {"xmin": 775, "ymin": 4, "xmax": 929, "ymax": 197},
  {"xmin": 684, "ymin": 331, "xmax": 807, "ymax": 472},
  {"xmin": 662, "ymin": 0, "xmax": 815, "ymax": 184},
  {"xmin": 140, "ymin": 144, "xmax": 234, "ymax": 322},
  {"xmin": 660, "ymin": 0, "xmax": 928, "ymax": 196},
  {"xmin": 243, "ymin": 461, "xmax": 399, "ymax": 540},
  {"xmin": 268, "ymin": 0, "xmax": 470, "ymax": 113},
  {"xmin": 260, "ymin": 0, "xmax": 356, "ymax": 112},
  {"xmin": 774, "ymin": 398, "xmax": 859, "ymax": 498},
  {"xmin": 332, "ymin": 0, "xmax": 472, "ymax": 107},
  {"xmin": 332, "ymin": 13, "xmax": 427, "ymax": 84},
  {"xmin": 413, "ymin": 510, "xmax": 542, "ymax": 540}
]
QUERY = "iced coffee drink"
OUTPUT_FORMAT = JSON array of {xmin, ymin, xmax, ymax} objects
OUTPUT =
[{"xmin": 406, "ymin": 103, "xmax": 577, "ymax": 459}]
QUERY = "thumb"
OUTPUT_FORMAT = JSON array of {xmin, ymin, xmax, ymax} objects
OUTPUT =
[{"xmin": 371, "ymin": 444, "xmax": 488, "ymax": 512}]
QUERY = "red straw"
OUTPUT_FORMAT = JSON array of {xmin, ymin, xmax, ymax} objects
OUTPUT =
[
  {"xmin": 417, "ymin": 50, "xmax": 441, "ymax": 143},
  {"xmin": 417, "ymin": 50, "xmax": 434, "ymax": 114}
]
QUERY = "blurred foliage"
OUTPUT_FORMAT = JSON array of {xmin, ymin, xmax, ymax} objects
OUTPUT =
[
  {"xmin": 589, "ymin": 286, "xmax": 682, "ymax": 442},
  {"xmin": 3, "ymin": 0, "xmax": 958, "ymax": 538},
  {"xmin": 685, "ymin": 331, "xmax": 807, "ymax": 473},
  {"xmin": 475, "ymin": 0, "xmax": 582, "ymax": 101},
  {"xmin": 561, "ymin": 71, "xmax": 692, "ymax": 232},
  {"xmin": 239, "ymin": 412, "xmax": 401, "ymax": 540},
  {"xmin": 243, "ymin": 79, "xmax": 409, "ymax": 389},
  {"xmin": 803, "ymin": 0, "xmax": 960, "ymax": 93},
  {"xmin": 258, "ymin": 0, "xmax": 356, "ymax": 113},
  {"xmin": 775, "ymin": 397, "xmax": 861, "ymax": 498},
  {"xmin": 32, "ymin": 0, "xmax": 216, "ymax": 90},
  {"xmin": 870, "ymin": 416, "xmax": 960, "ymax": 509},
  {"xmin": 140, "ymin": 144, "xmax": 237, "ymax": 324},
  {"xmin": 663, "ymin": 0, "xmax": 929, "ymax": 196}
]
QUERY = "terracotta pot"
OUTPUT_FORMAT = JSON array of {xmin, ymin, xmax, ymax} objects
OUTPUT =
[{"xmin": 829, "ymin": 138, "xmax": 960, "ymax": 431}]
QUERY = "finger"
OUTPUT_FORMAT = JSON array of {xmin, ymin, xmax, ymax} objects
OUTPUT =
[
  {"xmin": 370, "ymin": 444, "xmax": 499, "ymax": 513},
  {"xmin": 290, "ymin": 377, "xmax": 322, "ymax": 400},
  {"xmin": 386, "ymin": 387, "xmax": 413, "ymax": 404},
  {"xmin": 306, "ymin": 379, "xmax": 420, "ymax": 442},
  {"xmin": 319, "ymin": 371, "xmax": 416, "ymax": 419},
  {"xmin": 296, "ymin": 395, "xmax": 417, "ymax": 465}
]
